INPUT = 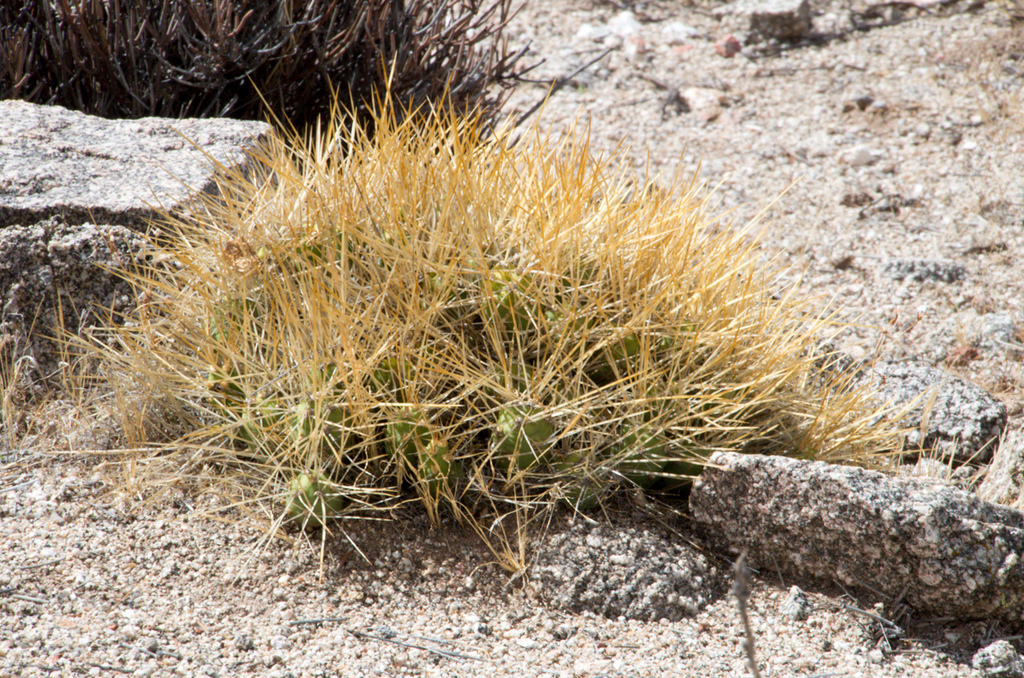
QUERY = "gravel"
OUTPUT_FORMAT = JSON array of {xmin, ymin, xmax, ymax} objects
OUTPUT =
[
  {"xmin": 0, "ymin": 458, "xmax": 992, "ymax": 677},
  {"xmin": 532, "ymin": 521, "xmax": 722, "ymax": 622},
  {"xmin": 503, "ymin": 0, "xmax": 1024, "ymax": 402},
  {"xmin": 4, "ymin": 0, "xmax": 1024, "ymax": 675}
]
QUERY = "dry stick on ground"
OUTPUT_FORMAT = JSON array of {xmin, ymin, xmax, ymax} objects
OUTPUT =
[
  {"xmin": 842, "ymin": 603, "xmax": 906, "ymax": 648},
  {"xmin": 512, "ymin": 48, "xmax": 613, "ymax": 130},
  {"xmin": 348, "ymin": 629, "xmax": 486, "ymax": 663},
  {"xmin": 733, "ymin": 551, "xmax": 764, "ymax": 678},
  {"xmin": 288, "ymin": 617, "xmax": 349, "ymax": 627}
]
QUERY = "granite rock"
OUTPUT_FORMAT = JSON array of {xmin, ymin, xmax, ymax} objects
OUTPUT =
[
  {"xmin": 713, "ymin": 0, "xmax": 812, "ymax": 43},
  {"xmin": 780, "ymin": 585, "xmax": 811, "ymax": 622},
  {"xmin": 0, "ymin": 218, "xmax": 149, "ymax": 382},
  {"xmin": 866, "ymin": 362, "xmax": 1005, "ymax": 465},
  {"xmin": 978, "ymin": 429, "xmax": 1024, "ymax": 508},
  {"xmin": 0, "ymin": 99, "xmax": 272, "ymax": 230},
  {"xmin": 973, "ymin": 640, "xmax": 1024, "ymax": 678},
  {"xmin": 881, "ymin": 258, "xmax": 967, "ymax": 283},
  {"xmin": 0, "ymin": 101, "xmax": 274, "ymax": 383},
  {"xmin": 690, "ymin": 452, "xmax": 1024, "ymax": 624}
]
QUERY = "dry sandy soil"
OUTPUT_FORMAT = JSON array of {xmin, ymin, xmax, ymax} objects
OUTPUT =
[{"xmin": 3, "ymin": 1, "xmax": 1024, "ymax": 677}]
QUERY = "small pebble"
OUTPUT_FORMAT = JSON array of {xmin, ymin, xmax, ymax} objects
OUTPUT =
[{"xmin": 780, "ymin": 586, "xmax": 812, "ymax": 622}]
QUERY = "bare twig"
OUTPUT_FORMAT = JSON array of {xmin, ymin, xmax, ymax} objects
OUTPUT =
[
  {"xmin": 0, "ymin": 478, "xmax": 38, "ymax": 495},
  {"xmin": 513, "ymin": 48, "xmax": 613, "ymax": 129},
  {"xmin": 349, "ymin": 629, "xmax": 486, "ymax": 662},
  {"xmin": 84, "ymin": 663, "xmax": 132, "ymax": 674},
  {"xmin": 13, "ymin": 663, "xmax": 61, "ymax": 674},
  {"xmin": 733, "ymin": 551, "xmax": 763, "ymax": 678},
  {"xmin": 288, "ymin": 617, "xmax": 348, "ymax": 626},
  {"xmin": 7, "ymin": 592, "xmax": 49, "ymax": 605},
  {"xmin": 21, "ymin": 557, "xmax": 64, "ymax": 570},
  {"xmin": 637, "ymin": 73, "xmax": 673, "ymax": 90},
  {"xmin": 841, "ymin": 603, "xmax": 904, "ymax": 635},
  {"xmin": 118, "ymin": 641, "xmax": 159, "ymax": 659}
]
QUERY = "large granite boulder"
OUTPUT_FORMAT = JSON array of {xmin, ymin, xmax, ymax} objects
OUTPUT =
[
  {"xmin": 0, "ymin": 218, "xmax": 149, "ymax": 382},
  {"xmin": 0, "ymin": 101, "xmax": 273, "ymax": 385},
  {"xmin": 1, "ymin": 99, "xmax": 272, "ymax": 230},
  {"xmin": 690, "ymin": 452, "xmax": 1024, "ymax": 624}
]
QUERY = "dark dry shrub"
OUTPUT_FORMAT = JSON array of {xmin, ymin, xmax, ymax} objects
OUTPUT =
[{"xmin": 0, "ymin": 0, "xmax": 522, "ymax": 129}]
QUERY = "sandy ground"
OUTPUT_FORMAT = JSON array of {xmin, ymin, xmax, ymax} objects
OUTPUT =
[{"xmin": 3, "ymin": 0, "xmax": 1024, "ymax": 676}]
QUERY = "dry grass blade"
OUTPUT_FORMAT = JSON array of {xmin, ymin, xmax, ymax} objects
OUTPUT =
[{"xmin": 72, "ymin": 97, "xmax": 903, "ymax": 569}]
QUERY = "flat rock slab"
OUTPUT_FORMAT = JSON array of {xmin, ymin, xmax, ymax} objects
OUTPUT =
[
  {"xmin": 690, "ymin": 452, "xmax": 1024, "ymax": 624},
  {"xmin": 0, "ymin": 100, "xmax": 272, "ymax": 230},
  {"xmin": 532, "ymin": 521, "xmax": 723, "ymax": 622}
]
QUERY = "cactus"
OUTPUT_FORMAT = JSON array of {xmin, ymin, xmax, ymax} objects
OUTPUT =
[
  {"xmin": 82, "ymin": 97, "xmax": 901, "ymax": 571},
  {"xmin": 491, "ymin": 405, "xmax": 556, "ymax": 475},
  {"xmin": 609, "ymin": 426, "xmax": 668, "ymax": 489},
  {"xmin": 286, "ymin": 472, "xmax": 346, "ymax": 528}
]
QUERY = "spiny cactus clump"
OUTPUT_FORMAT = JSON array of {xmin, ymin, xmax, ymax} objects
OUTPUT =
[{"xmin": 84, "ymin": 101, "xmax": 899, "ymax": 566}]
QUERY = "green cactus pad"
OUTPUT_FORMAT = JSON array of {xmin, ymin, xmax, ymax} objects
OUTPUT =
[
  {"xmin": 416, "ymin": 441, "xmax": 460, "ymax": 502},
  {"xmin": 286, "ymin": 472, "xmax": 346, "ymax": 527},
  {"xmin": 492, "ymin": 405, "xmax": 556, "ymax": 474},
  {"xmin": 385, "ymin": 412, "xmax": 462, "ymax": 499},
  {"xmin": 385, "ymin": 412, "xmax": 432, "ymax": 468},
  {"xmin": 611, "ymin": 426, "xmax": 668, "ymax": 489},
  {"xmin": 562, "ymin": 483, "xmax": 601, "ymax": 510},
  {"xmin": 650, "ymin": 458, "xmax": 705, "ymax": 491},
  {"xmin": 207, "ymin": 368, "xmax": 244, "ymax": 402},
  {"xmin": 371, "ymin": 357, "xmax": 416, "ymax": 402},
  {"xmin": 552, "ymin": 450, "xmax": 602, "ymax": 509},
  {"xmin": 238, "ymin": 398, "xmax": 285, "ymax": 451},
  {"xmin": 588, "ymin": 332, "xmax": 643, "ymax": 384},
  {"xmin": 287, "ymin": 401, "xmax": 352, "ymax": 454},
  {"xmin": 481, "ymin": 269, "xmax": 543, "ymax": 335}
]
